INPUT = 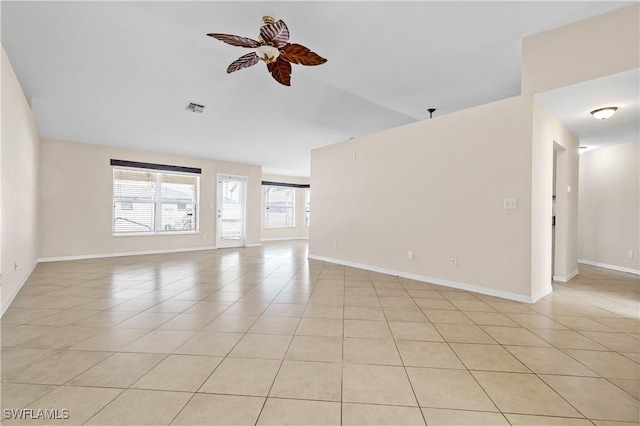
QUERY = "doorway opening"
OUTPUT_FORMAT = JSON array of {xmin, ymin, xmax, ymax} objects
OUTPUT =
[{"xmin": 552, "ymin": 142, "xmax": 567, "ymax": 280}]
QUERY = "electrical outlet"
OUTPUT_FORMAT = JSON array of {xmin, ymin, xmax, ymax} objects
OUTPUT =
[
  {"xmin": 450, "ymin": 258, "xmax": 457, "ymax": 267},
  {"xmin": 503, "ymin": 198, "xmax": 518, "ymax": 210},
  {"xmin": 408, "ymin": 251, "xmax": 413, "ymax": 260},
  {"xmin": 628, "ymin": 250, "xmax": 634, "ymax": 258},
  {"xmin": 333, "ymin": 242, "xmax": 337, "ymax": 250}
]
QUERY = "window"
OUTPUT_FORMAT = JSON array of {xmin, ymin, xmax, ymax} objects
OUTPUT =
[
  {"xmin": 305, "ymin": 188, "xmax": 311, "ymax": 227},
  {"xmin": 113, "ymin": 167, "xmax": 199, "ymax": 234},
  {"xmin": 264, "ymin": 186, "xmax": 295, "ymax": 228}
]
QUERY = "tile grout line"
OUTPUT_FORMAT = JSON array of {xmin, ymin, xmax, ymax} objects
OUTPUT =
[
  {"xmin": 374, "ymin": 274, "xmax": 428, "ymax": 426},
  {"xmin": 249, "ymin": 256, "xmax": 320, "ymax": 425},
  {"xmin": 340, "ymin": 265, "xmax": 346, "ymax": 426}
]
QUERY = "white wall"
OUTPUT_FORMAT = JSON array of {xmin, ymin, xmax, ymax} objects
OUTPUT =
[
  {"xmin": 530, "ymin": 98, "xmax": 579, "ymax": 290},
  {"xmin": 39, "ymin": 138, "xmax": 262, "ymax": 259},
  {"xmin": 311, "ymin": 96, "xmax": 535, "ymax": 302},
  {"xmin": 261, "ymin": 174, "xmax": 310, "ymax": 241},
  {"xmin": 522, "ymin": 4, "xmax": 639, "ymax": 95},
  {"xmin": 1, "ymin": 48, "xmax": 40, "ymax": 314},
  {"xmin": 522, "ymin": 4, "xmax": 637, "ymax": 287},
  {"xmin": 578, "ymin": 141, "xmax": 640, "ymax": 274},
  {"xmin": 310, "ymin": 6, "xmax": 637, "ymax": 302}
]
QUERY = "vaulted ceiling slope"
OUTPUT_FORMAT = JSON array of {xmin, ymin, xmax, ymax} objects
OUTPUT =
[{"xmin": 1, "ymin": 1, "xmax": 630, "ymax": 176}]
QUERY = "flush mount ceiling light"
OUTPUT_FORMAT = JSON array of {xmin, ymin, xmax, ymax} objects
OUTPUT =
[
  {"xmin": 207, "ymin": 16, "xmax": 327, "ymax": 86},
  {"xmin": 590, "ymin": 106, "xmax": 617, "ymax": 120}
]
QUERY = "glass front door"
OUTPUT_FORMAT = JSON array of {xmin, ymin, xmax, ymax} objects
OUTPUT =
[{"xmin": 216, "ymin": 174, "xmax": 246, "ymax": 247}]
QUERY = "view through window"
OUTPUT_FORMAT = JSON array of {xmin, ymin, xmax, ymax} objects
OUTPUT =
[
  {"xmin": 113, "ymin": 168, "xmax": 199, "ymax": 234},
  {"xmin": 264, "ymin": 186, "xmax": 295, "ymax": 228}
]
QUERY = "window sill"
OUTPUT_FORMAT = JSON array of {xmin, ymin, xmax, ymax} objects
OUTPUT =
[{"xmin": 113, "ymin": 231, "xmax": 199, "ymax": 237}]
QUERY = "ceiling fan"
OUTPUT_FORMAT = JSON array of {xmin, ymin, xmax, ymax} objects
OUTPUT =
[{"xmin": 207, "ymin": 16, "xmax": 327, "ymax": 86}]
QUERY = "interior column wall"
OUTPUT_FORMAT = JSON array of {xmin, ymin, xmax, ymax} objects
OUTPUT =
[{"xmin": 530, "ymin": 99, "xmax": 579, "ymax": 292}]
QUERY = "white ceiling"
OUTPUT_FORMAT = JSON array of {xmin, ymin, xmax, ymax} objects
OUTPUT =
[
  {"xmin": 536, "ymin": 69, "xmax": 640, "ymax": 152},
  {"xmin": 1, "ymin": 1, "xmax": 633, "ymax": 176}
]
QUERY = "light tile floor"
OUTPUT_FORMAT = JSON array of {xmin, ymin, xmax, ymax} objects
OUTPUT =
[{"xmin": 1, "ymin": 241, "xmax": 638, "ymax": 425}]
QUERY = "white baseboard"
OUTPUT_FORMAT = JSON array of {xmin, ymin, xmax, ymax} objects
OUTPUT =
[
  {"xmin": 578, "ymin": 259, "xmax": 640, "ymax": 276},
  {"xmin": 553, "ymin": 269, "xmax": 579, "ymax": 282},
  {"xmin": 531, "ymin": 285, "xmax": 554, "ymax": 303},
  {"xmin": 308, "ymin": 254, "xmax": 537, "ymax": 304},
  {"xmin": 261, "ymin": 237, "xmax": 309, "ymax": 242},
  {"xmin": 38, "ymin": 246, "xmax": 218, "ymax": 263},
  {"xmin": 244, "ymin": 243, "xmax": 262, "ymax": 247},
  {"xmin": 1, "ymin": 261, "xmax": 38, "ymax": 317}
]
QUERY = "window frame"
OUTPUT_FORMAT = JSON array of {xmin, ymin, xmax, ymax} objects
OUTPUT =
[
  {"xmin": 112, "ymin": 166, "xmax": 200, "ymax": 236},
  {"xmin": 264, "ymin": 185, "xmax": 296, "ymax": 229},
  {"xmin": 304, "ymin": 188, "xmax": 311, "ymax": 228}
]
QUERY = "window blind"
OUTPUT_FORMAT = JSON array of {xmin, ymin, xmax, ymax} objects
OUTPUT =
[{"xmin": 112, "ymin": 162, "xmax": 199, "ymax": 234}]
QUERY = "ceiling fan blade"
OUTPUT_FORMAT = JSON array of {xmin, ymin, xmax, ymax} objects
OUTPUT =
[
  {"xmin": 207, "ymin": 33, "xmax": 259, "ymax": 48},
  {"xmin": 281, "ymin": 43, "xmax": 327, "ymax": 66},
  {"xmin": 227, "ymin": 52, "xmax": 260, "ymax": 74},
  {"xmin": 267, "ymin": 59, "xmax": 292, "ymax": 86},
  {"xmin": 260, "ymin": 20, "xmax": 289, "ymax": 48}
]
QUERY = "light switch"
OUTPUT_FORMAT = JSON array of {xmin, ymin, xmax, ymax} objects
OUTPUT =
[
  {"xmin": 504, "ymin": 198, "xmax": 518, "ymax": 210},
  {"xmin": 567, "ymin": 185, "xmax": 571, "ymax": 193}
]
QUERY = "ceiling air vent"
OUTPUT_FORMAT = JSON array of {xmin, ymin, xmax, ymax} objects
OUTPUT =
[{"xmin": 185, "ymin": 103, "xmax": 205, "ymax": 113}]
